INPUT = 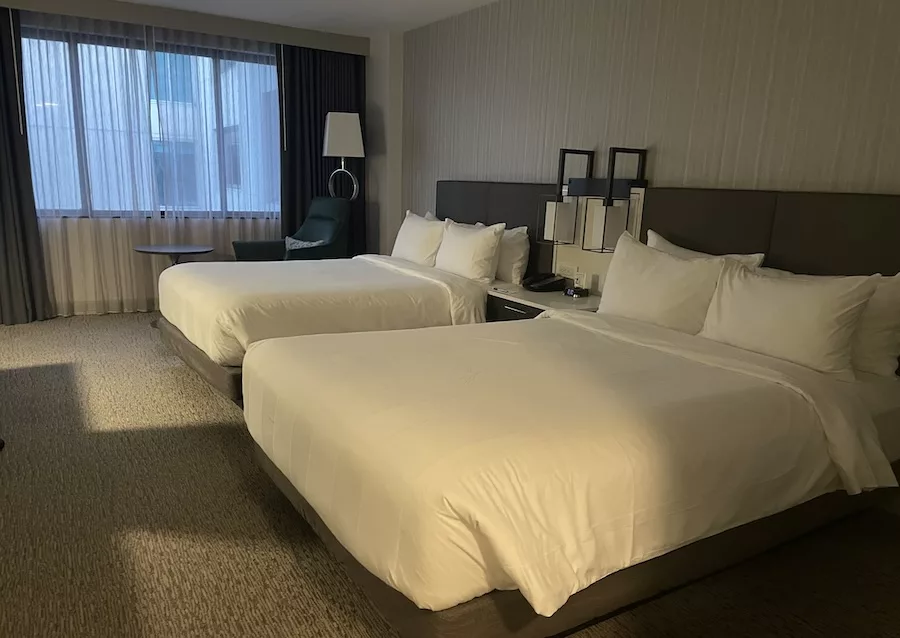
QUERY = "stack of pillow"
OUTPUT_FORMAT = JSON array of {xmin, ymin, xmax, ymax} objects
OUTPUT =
[
  {"xmin": 598, "ymin": 230, "xmax": 900, "ymax": 381},
  {"xmin": 389, "ymin": 210, "xmax": 532, "ymax": 285}
]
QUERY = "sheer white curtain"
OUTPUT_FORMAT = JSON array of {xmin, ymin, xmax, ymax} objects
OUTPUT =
[{"xmin": 21, "ymin": 13, "xmax": 281, "ymax": 315}]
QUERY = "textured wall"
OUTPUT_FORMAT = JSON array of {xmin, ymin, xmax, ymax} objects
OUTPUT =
[
  {"xmin": 403, "ymin": 0, "xmax": 900, "ymax": 212},
  {"xmin": 366, "ymin": 32, "xmax": 405, "ymax": 254}
]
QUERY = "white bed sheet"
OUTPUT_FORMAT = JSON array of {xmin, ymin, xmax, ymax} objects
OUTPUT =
[
  {"xmin": 242, "ymin": 311, "xmax": 896, "ymax": 618},
  {"xmin": 853, "ymin": 374, "xmax": 900, "ymax": 461},
  {"xmin": 158, "ymin": 255, "xmax": 486, "ymax": 366}
]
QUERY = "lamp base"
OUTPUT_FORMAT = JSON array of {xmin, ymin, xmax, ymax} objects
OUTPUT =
[{"xmin": 327, "ymin": 157, "xmax": 360, "ymax": 201}]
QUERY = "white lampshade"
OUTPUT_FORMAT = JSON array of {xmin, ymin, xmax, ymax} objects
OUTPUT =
[
  {"xmin": 323, "ymin": 112, "xmax": 365, "ymax": 158},
  {"xmin": 586, "ymin": 199, "xmax": 628, "ymax": 251},
  {"xmin": 543, "ymin": 201, "xmax": 576, "ymax": 243}
]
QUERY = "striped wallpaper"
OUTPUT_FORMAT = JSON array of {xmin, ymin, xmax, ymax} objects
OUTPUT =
[{"xmin": 402, "ymin": 0, "xmax": 900, "ymax": 212}]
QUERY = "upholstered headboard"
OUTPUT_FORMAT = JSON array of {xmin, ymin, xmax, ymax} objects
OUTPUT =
[
  {"xmin": 435, "ymin": 180, "xmax": 556, "ymax": 276},
  {"xmin": 640, "ymin": 187, "xmax": 900, "ymax": 276}
]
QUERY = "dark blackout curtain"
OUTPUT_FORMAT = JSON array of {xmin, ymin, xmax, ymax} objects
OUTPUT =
[
  {"xmin": 0, "ymin": 8, "xmax": 49, "ymax": 324},
  {"xmin": 278, "ymin": 45, "xmax": 366, "ymax": 255}
]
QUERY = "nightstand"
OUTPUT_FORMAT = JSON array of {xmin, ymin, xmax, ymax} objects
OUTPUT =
[{"xmin": 486, "ymin": 285, "xmax": 600, "ymax": 322}]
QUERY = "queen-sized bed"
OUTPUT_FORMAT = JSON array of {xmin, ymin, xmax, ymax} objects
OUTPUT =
[
  {"xmin": 156, "ymin": 255, "xmax": 486, "ymax": 401},
  {"xmin": 156, "ymin": 181, "xmax": 556, "ymax": 402},
  {"xmin": 241, "ymin": 186, "xmax": 900, "ymax": 638},
  {"xmin": 159, "ymin": 255, "xmax": 486, "ymax": 367},
  {"xmin": 243, "ymin": 310, "xmax": 898, "ymax": 637}
]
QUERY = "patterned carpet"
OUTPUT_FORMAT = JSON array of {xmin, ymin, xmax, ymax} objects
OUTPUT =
[{"xmin": 1, "ymin": 313, "xmax": 900, "ymax": 638}]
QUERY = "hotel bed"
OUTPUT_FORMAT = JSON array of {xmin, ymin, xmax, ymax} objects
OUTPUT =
[
  {"xmin": 156, "ymin": 256, "xmax": 485, "ymax": 401},
  {"xmin": 242, "ymin": 186, "xmax": 900, "ymax": 638},
  {"xmin": 156, "ymin": 181, "xmax": 556, "ymax": 402},
  {"xmin": 159, "ymin": 255, "xmax": 487, "ymax": 367},
  {"xmin": 244, "ymin": 313, "xmax": 898, "ymax": 638}
]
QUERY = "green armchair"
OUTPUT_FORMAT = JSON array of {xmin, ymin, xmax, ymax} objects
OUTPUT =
[{"xmin": 233, "ymin": 197, "xmax": 351, "ymax": 261}]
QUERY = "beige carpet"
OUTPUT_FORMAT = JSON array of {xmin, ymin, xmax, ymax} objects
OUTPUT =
[{"xmin": 1, "ymin": 313, "xmax": 900, "ymax": 638}]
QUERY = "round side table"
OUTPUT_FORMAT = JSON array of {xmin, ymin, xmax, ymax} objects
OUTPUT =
[{"xmin": 133, "ymin": 244, "xmax": 214, "ymax": 266}]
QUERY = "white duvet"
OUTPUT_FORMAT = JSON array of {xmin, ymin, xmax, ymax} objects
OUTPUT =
[
  {"xmin": 158, "ymin": 255, "xmax": 486, "ymax": 365},
  {"xmin": 242, "ymin": 311, "xmax": 896, "ymax": 617}
]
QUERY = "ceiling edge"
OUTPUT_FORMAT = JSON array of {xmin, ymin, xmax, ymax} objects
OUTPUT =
[{"xmin": 4, "ymin": 0, "xmax": 370, "ymax": 56}]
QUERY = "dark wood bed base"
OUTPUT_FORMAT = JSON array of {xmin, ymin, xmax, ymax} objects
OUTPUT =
[
  {"xmin": 248, "ymin": 185, "xmax": 900, "ymax": 638},
  {"xmin": 256, "ymin": 442, "xmax": 895, "ymax": 638},
  {"xmin": 156, "ymin": 317, "xmax": 243, "ymax": 405}
]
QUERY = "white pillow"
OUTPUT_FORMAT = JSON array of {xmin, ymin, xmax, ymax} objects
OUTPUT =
[
  {"xmin": 700, "ymin": 263, "xmax": 878, "ymax": 380},
  {"xmin": 647, "ymin": 229, "xmax": 765, "ymax": 268},
  {"xmin": 760, "ymin": 268, "xmax": 900, "ymax": 378},
  {"xmin": 495, "ymin": 226, "xmax": 531, "ymax": 285},
  {"xmin": 434, "ymin": 220, "xmax": 505, "ymax": 283},
  {"xmin": 423, "ymin": 214, "xmax": 531, "ymax": 283},
  {"xmin": 391, "ymin": 211, "xmax": 446, "ymax": 266},
  {"xmin": 853, "ymin": 275, "xmax": 900, "ymax": 377},
  {"xmin": 284, "ymin": 237, "xmax": 325, "ymax": 250},
  {"xmin": 598, "ymin": 232, "xmax": 725, "ymax": 334},
  {"xmin": 427, "ymin": 212, "xmax": 479, "ymax": 229}
]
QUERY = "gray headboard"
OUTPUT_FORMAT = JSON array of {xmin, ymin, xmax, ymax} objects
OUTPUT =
[
  {"xmin": 435, "ymin": 180, "xmax": 556, "ymax": 276},
  {"xmin": 640, "ymin": 187, "xmax": 900, "ymax": 276}
]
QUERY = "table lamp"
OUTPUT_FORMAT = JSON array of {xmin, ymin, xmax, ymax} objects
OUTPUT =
[{"xmin": 323, "ymin": 112, "xmax": 365, "ymax": 201}]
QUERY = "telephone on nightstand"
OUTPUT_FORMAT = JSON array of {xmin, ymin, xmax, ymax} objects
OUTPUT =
[{"xmin": 522, "ymin": 273, "xmax": 567, "ymax": 293}]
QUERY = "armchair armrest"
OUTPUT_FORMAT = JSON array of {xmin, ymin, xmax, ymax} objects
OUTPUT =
[
  {"xmin": 285, "ymin": 242, "xmax": 343, "ymax": 261},
  {"xmin": 232, "ymin": 240, "xmax": 285, "ymax": 261}
]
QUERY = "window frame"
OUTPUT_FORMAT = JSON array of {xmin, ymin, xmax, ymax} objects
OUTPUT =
[{"xmin": 22, "ymin": 27, "xmax": 279, "ymax": 219}]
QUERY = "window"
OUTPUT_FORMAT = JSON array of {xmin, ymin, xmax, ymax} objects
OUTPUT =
[
  {"xmin": 21, "ymin": 38, "xmax": 82, "ymax": 213},
  {"xmin": 153, "ymin": 141, "xmax": 199, "ymax": 209},
  {"xmin": 261, "ymin": 89, "xmax": 281, "ymax": 205},
  {"xmin": 223, "ymin": 125, "xmax": 241, "ymax": 190},
  {"xmin": 150, "ymin": 52, "xmax": 194, "ymax": 104},
  {"xmin": 21, "ymin": 26, "xmax": 280, "ymax": 219}
]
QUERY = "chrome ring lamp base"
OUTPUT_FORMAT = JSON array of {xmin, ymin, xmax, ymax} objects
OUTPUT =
[{"xmin": 327, "ymin": 157, "xmax": 360, "ymax": 201}]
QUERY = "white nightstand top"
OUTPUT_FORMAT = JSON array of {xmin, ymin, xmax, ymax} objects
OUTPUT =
[{"xmin": 488, "ymin": 284, "xmax": 600, "ymax": 312}]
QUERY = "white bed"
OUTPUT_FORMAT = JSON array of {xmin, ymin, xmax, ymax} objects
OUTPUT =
[
  {"xmin": 158, "ymin": 255, "xmax": 486, "ymax": 366},
  {"xmin": 242, "ymin": 310, "xmax": 897, "ymax": 618}
]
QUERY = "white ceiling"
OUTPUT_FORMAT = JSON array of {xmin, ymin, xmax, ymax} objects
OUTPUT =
[{"xmin": 118, "ymin": 0, "xmax": 498, "ymax": 35}]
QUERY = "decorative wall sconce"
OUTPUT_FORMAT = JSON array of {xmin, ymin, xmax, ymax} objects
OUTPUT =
[
  {"xmin": 539, "ymin": 148, "xmax": 597, "ymax": 245},
  {"xmin": 569, "ymin": 147, "xmax": 649, "ymax": 253},
  {"xmin": 555, "ymin": 148, "xmax": 595, "ymax": 201}
]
